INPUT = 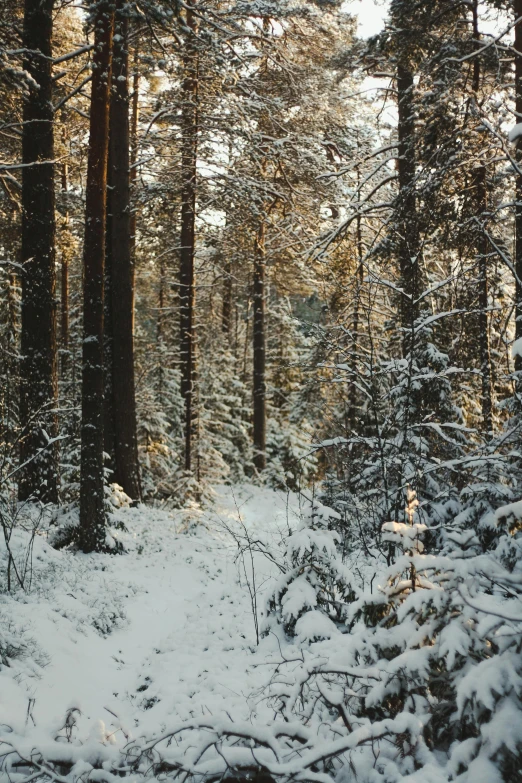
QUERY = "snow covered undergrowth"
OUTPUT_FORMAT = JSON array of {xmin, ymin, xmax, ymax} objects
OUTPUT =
[
  {"xmin": 0, "ymin": 485, "xmax": 300, "ymax": 778},
  {"xmin": 2, "ymin": 485, "xmax": 522, "ymax": 783}
]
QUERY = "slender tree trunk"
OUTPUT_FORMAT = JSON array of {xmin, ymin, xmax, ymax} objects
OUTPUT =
[
  {"xmin": 222, "ymin": 155, "xmax": 232, "ymax": 339},
  {"xmin": 514, "ymin": 0, "xmax": 522, "ymax": 379},
  {"xmin": 179, "ymin": 1, "xmax": 199, "ymax": 473},
  {"xmin": 234, "ymin": 301, "xmax": 239, "ymax": 360},
  {"xmin": 129, "ymin": 35, "xmax": 140, "ymax": 335},
  {"xmin": 252, "ymin": 219, "xmax": 266, "ymax": 471},
  {"xmin": 242, "ymin": 298, "xmax": 250, "ymax": 386},
  {"xmin": 60, "ymin": 248, "xmax": 69, "ymax": 361},
  {"xmin": 222, "ymin": 255, "xmax": 232, "ymax": 337},
  {"xmin": 79, "ymin": 2, "xmax": 114, "ymax": 552},
  {"xmin": 4, "ymin": 272, "xmax": 19, "ymax": 454},
  {"xmin": 472, "ymin": 1, "xmax": 493, "ymax": 435},
  {"xmin": 60, "ymin": 143, "xmax": 70, "ymax": 373},
  {"xmin": 395, "ymin": 58, "xmax": 422, "ymax": 511},
  {"xmin": 396, "ymin": 62, "xmax": 421, "ymax": 354},
  {"xmin": 157, "ymin": 257, "xmax": 166, "ymax": 405},
  {"xmin": 251, "ymin": 20, "xmax": 271, "ymax": 473},
  {"xmin": 106, "ymin": 4, "xmax": 141, "ymax": 500},
  {"xmin": 349, "ymin": 256, "xmax": 363, "ymax": 437},
  {"xmin": 19, "ymin": 0, "xmax": 58, "ymax": 503},
  {"xmin": 348, "ymin": 148, "xmax": 364, "ymax": 437},
  {"xmin": 104, "ymin": 142, "xmax": 115, "ymax": 470},
  {"xmin": 475, "ymin": 166, "xmax": 493, "ymax": 434}
]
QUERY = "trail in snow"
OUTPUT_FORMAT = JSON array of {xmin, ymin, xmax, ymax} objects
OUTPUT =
[{"xmin": 1, "ymin": 485, "xmax": 301, "ymax": 745}]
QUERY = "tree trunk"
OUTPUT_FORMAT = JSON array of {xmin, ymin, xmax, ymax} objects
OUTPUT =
[
  {"xmin": 104, "ymin": 140, "xmax": 116, "ymax": 471},
  {"xmin": 475, "ymin": 166, "xmax": 493, "ymax": 434},
  {"xmin": 3, "ymin": 271, "xmax": 19, "ymax": 455},
  {"xmin": 157, "ymin": 256, "xmax": 166, "ymax": 405},
  {"xmin": 106, "ymin": 4, "xmax": 141, "ymax": 500},
  {"xmin": 349, "ymin": 253, "xmax": 364, "ymax": 438},
  {"xmin": 472, "ymin": 1, "xmax": 493, "ymax": 435},
  {"xmin": 179, "ymin": 1, "xmax": 199, "ymax": 473},
  {"xmin": 348, "ymin": 145, "xmax": 364, "ymax": 438},
  {"xmin": 129, "ymin": 34, "xmax": 140, "ymax": 336},
  {"xmin": 19, "ymin": 0, "xmax": 58, "ymax": 503},
  {"xmin": 79, "ymin": 1, "xmax": 114, "ymax": 552},
  {"xmin": 396, "ymin": 62, "xmax": 421, "ymax": 354},
  {"xmin": 60, "ymin": 142, "xmax": 70, "ymax": 374},
  {"xmin": 222, "ymin": 255, "xmax": 232, "ymax": 337},
  {"xmin": 251, "ymin": 20, "xmax": 271, "ymax": 474},
  {"xmin": 252, "ymin": 219, "xmax": 266, "ymax": 471},
  {"xmin": 514, "ymin": 0, "xmax": 522, "ymax": 379}
]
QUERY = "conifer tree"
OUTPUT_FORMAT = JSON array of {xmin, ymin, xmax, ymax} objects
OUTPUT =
[
  {"xmin": 78, "ymin": 0, "xmax": 114, "ymax": 552},
  {"xmin": 179, "ymin": 0, "xmax": 199, "ymax": 475},
  {"xmin": 104, "ymin": 0, "xmax": 141, "ymax": 501},
  {"xmin": 19, "ymin": 0, "xmax": 58, "ymax": 503},
  {"xmin": 514, "ymin": 0, "xmax": 522, "ymax": 398}
]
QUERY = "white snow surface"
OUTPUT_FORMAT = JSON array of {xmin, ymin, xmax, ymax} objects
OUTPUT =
[
  {"xmin": 1, "ymin": 485, "xmax": 300, "ymax": 750},
  {"xmin": 4, "ymin": 485, "xmax": 520, "ymax": 782},
  {"xmin": 508, "ymin": 122, "xmax": 522, "ymax": 144},
  {"xmin": 511, "ymin": 336, "xmax": 522, "ymax": 358}
]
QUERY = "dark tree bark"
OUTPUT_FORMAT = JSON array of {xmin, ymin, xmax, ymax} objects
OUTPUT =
[
  {"xmin": 79, "ymin": 1, "xmax": 114, "ymax": 552},
  {"xmin": 251, "ymin": 20, "xmax": 271, "ymax": 474},
  {"xmin": 179, "ymin": 1, "xmax": 199, "ymax": 473},
  {"xmin": 104, "ymin": 3, "xmax": 141, "ymax": 500},
  {"xmin": 129, "ymin": 34, "xmax": 140, "ymax": 335},
  {"xmin": 221, "ymin": 165, "xmax": 232, "ymax": 338},
  {"xmin": 348, "ymin": 141, "xmax": 364, "ymax": 439},
  {"xmin": 472, "ymin": 1, "xmax": 493, "ymax": 435},
  {"xmin": 222, "ymin": 256, "xmax": 232, "ymax": 337},
  {"xmin": 60, "ymin": 140, "xmax": 70, "ymax": 373},
  {"xmin": 396, "ymin": 62, "xmax": 421, "ymax": 354},
  {"xmin": 349, "ymin": 235, "xmax": 364, "ymax": 439},
  {"xmin": 157, "ymin": 256, "xmax": 167, "ymax": 405},
  {"xmin": 393, "ymin": 56, "xmax": 423, "ymax": 523},
  {"xmin": 514, "ymin": 0, "xmax": 522, "ymax": 379},
  {"xmin": 104, "ymin": 142, "xmax": 116, "ymax": 470},
  {"xmin": 474, "ymin": 166, "xmax": 493, "ymax": 434},
  {"xmin": 19, "ymin": 0, "xmax": 59, "ymax": 503},
  {"xmin": 3, "ymin": 271, "xmax": 19, "ymax": 456},
  {"xmin": 252, "ymin": 219, "xmax": 266, "ymax": 471}
]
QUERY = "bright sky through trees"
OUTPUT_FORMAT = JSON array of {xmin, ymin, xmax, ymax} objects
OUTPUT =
[{"xmin": 343, "ymin": 0, "xmax": 387, "ymax": 37}]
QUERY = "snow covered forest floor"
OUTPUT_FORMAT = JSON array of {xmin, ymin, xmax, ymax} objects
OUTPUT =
[
  {"xmin": 2, "ymin": 484, "xmax": 522, "ymax": 783},
  {"xmin": 0, "ymin": 486, "xmax": 306, "ymax": 776}
]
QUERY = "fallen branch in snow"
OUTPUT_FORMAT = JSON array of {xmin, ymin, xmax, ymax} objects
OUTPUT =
[{"xmin": 123, "ymin": 711, "xmax": 427, "ymax": 783}]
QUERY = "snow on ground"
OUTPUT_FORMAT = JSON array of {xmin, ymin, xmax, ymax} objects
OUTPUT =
[{"xmin": 0, "ymin": 485, "xmax": 301, "ymax": 751}]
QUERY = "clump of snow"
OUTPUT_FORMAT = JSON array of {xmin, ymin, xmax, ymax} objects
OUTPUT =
[
  {"xmin": 512, "ymin": 336, "xmax": 522, "ymax": 358},
  {"xmin": 382, "ymin": 520, "xmax": 427, "ymax": 553},
  {"xmin": 106, "ymin": 482, "xmax": 133, "ymax": 509},
  {"xmin": 294, "ymin": 609, "xmax": 339, "ymax": 642},
  {"xmin": 508, "ymin": 123, "xmax": 522, "ymax": 144}
]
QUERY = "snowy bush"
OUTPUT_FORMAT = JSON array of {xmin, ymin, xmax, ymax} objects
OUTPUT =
[
  {"xmin": 263, "ymin": 496, "xmax": 358, "ymax": 641},
  {"xmin": 265, "ymin": 416, "xmax": 318, "ymax": 492},
  {"xmin": 259, "ymin": 491, "xmax": 522, "ymax": 782}
]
